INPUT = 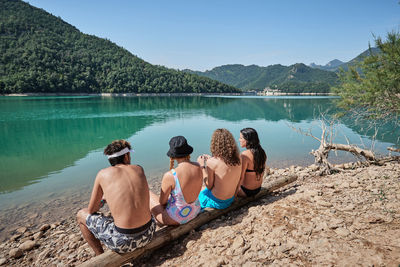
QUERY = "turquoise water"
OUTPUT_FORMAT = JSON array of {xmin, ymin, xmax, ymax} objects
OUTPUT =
[{"xmin": 0, "ymin": 95, "xmax": 397, "ymax": 238}]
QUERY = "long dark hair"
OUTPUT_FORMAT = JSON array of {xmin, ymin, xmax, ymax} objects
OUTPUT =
[{"xmin": 240, "ymin": 128, "xmax": 267, "ymax": 176}]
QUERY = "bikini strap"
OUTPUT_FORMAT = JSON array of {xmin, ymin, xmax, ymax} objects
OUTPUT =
[{"xmin": 170, "ymin": 169, "xmax": 181, "ymax": 191}]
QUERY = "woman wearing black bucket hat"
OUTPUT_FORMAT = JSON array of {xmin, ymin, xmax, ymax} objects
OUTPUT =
[{"xmin": 149, "ymin": 136, "xmax": 203, "ymax": 225}]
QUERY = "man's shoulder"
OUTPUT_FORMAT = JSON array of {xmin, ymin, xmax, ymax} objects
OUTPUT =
[{"xmin": 129, "ymin": 164, "xmax": 144, "ymax": 173}]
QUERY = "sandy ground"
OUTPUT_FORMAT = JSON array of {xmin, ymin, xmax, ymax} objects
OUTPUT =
[{"xmin": 0, "ymin": 160, "xmax": 399, "ymax": 266}]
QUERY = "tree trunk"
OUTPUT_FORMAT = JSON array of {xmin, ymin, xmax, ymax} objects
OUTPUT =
[{"xmin": 78, "ymin": 174, "xmax": 297, "ymax": 267}]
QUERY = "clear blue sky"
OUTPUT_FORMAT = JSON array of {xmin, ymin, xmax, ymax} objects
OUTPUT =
[{"xmin": 26, "ymin": 0, "xmax": 400, "ymax": 71}]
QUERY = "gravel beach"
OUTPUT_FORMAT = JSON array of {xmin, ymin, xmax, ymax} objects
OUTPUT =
[{"xmin": 0, "ymin": 160, "xmax": 399, "ymax": 266}]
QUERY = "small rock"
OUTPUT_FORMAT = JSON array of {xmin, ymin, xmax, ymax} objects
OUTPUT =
[
  {"xmin": 20, "ymin": 236, "xmax": 34, "ymax": 243},
  {"xmin": 69, "ymin": 242, "xmax": 78, "ymax": 250},
  {"xmin": 317, "ymin": 200, "xmax": 333, "ymax": 207},
  {"xmin": 341, "ymin": 204, "xmax": 355, "ymax": 211},
  {"xmin": 0, "ymin": 258, "xmax": 6, "ymax": 266},
  {"xmin": 53, "ymin": 230, "xmax": 65, "ymax": 236},
  {"xmin": 365, "ymin": 216, "xmax": 385, "ymax": 224},
  {"xmin": 33, "ymin": 231, "xmax": 44, "ymax": 240},
  {"xmin": 305, "ymin": 190, "xmax": 319, "ymax": 198},
  {"xmin": 335, "ymin": 227, "xmax": 350, "ymax": 237},
  {"xmin": 349, "ymin": 182, "xmax": 359, "ymax": 188},
  {"xmin": 278, "ymin": 243, "xmax": 293, "ymax": 254},
  {"xmin": 10, "ymin": 233, "xmax": 22, "ymax": 241},
  {"xmin": 325, "ymin": 183, "xmax": 334, "ymax": 188},
  {"xmin": 328, "ymin": 218, "xmax": 343, "ymax": 229},
  {"xmin": 39, "ymin": 224, "xmax": 51, "ymax": 232},
  {"xmin": 16, "ymin": 227, "xmax": 27, "ymax": 234},
  {"xmin": 57, "ymin": 234, "xmax": 67, "ymax": 241},
  {"xmin": 19, "ymin": 240, "xmax": 36, "ymax": 251},
  {"xmin": 23, "ymin": 231, "xmax": 33, "ymax": 238},
  {"xmin": 231, "ymin": 236, "xmax": 245, "ymax": 250},
  {"xmin": 38, "ymin": 248, "xmax": 51, "ymax": 260},
  {"xmin": 28, "ymin": 213, "xmax": 38, "ymax": 219},
  {"xmin": 9, "ymin": 248, "xmax": 23, "ymax": 258}
]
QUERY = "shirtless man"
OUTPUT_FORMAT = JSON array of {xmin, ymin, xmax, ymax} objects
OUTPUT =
[{"xmin": 76, "ymin": 140, "xmax": 155, "ymax": 255}]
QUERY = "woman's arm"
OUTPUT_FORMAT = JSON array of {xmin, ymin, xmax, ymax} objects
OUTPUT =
[
  {"xmin": 203, "ymin": 158, "xmax": 215, "ymax": 190},
  {"xmin": 235, "ymin": 153, "xmax": 248, "ymax": 196},
  {"xmin": 159, "ymin": 172, "xmax": 174, "ymax": 206}
]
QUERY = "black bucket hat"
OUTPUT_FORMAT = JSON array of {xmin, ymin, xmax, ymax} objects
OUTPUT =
[{"xmin": 167, "ymin": 136, "xmax": 193, "ymax": 158}]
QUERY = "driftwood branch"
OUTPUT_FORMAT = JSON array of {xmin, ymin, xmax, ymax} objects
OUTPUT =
[
  {"xmin": 311, "ymin": 141, "xmax": 377, "ymax": 175},
  {"xmin": 79, "ymin": 174, "xmax": 297, "ymax": 267},
  {"xmin": 291, "ymin": 116, "xmax": 379, "ymax": 175},
  {"xmin": 388, "ymin": 147, "xmax": 400, "ymax": 153}
]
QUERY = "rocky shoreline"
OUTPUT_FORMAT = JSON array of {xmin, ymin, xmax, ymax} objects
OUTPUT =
[{"xmin": 0, "ymin": 160, "xmax": 399, "ymax": 266}]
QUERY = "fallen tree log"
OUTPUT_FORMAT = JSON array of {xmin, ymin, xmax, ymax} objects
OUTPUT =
[
  {"xmin": 79, "ymin": 174, "xmax": 297, "ymax": 267},
  {"xmin": 388, "ymin": 147, "xmax": 400, "ymax": 153}
]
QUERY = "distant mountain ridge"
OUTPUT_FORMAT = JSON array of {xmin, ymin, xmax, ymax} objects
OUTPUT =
[
  {"xmin": 309, "ymin": 47, "xmax": 381, "ymax": 72},
  {"xmin": 184, "ymin": 63, "xmax": 340, "ymax": 93},
  {"xmin": 0, "ymin": 0, "xmax": 239, "ymax": 94},
  {"xmin": 310, "ymin": 59, "xmax": 344, "ymax": 71}
]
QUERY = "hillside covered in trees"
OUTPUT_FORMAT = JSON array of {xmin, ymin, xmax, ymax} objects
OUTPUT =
[
  {"xmin": 0, "ymin": 0, "xmax": 239, "ymax": 94},
  {"xmin": 184, "ymin": 63, "xmax": 340, "ymax": 93},
  {"xmin": 309, "ymin": 47, "xmax": 381, "ymax": 72}
]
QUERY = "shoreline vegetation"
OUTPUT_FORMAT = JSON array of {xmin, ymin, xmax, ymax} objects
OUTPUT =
[
  {"xmin": 0, "ymin": 159, "xmax": 399, "ymax": 266},
  {"xmin": 2, "ymin": 92, "xmax": 337, "ymax": 97}
]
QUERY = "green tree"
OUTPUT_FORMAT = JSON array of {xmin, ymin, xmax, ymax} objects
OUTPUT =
[{"xmin": 333, "ymin": 32, "xmax": 400, "ymax": 120}]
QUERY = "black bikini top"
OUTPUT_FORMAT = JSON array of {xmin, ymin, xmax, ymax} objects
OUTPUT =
[{"xmin": 245, "ymin": 169, "xmax": 256, "ymax": 172}]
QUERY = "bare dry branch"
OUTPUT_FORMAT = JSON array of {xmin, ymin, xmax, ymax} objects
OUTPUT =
[{"xmin": 388, "ymin": 147, "xmax": 400, "ymax": 153}]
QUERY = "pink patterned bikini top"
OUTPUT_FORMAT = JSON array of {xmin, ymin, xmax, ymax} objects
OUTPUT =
[{"xmin": 165, "ymin": 169, "xmax": 201, "ymax": 224}]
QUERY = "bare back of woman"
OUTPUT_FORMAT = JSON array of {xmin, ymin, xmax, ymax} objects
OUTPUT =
[{"xmin": 237, "ymin": 128, "xmax": 267, "ymax": 198}]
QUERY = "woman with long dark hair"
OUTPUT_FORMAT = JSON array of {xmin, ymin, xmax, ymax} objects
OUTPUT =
[{"xmin": 236, "ymin": 127, "xmax": 267, "ymax": 197}]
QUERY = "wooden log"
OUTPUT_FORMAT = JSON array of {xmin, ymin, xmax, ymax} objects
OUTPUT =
[
  {"xmin": 388, "ymin": 147, "xmax": 400, "ymax": 153},
  {"xmin": 79, "ymin": 174, "xmax": 297, "ymax": 267}
]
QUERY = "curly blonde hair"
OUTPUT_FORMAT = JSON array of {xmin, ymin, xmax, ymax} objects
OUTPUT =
[{"xmin": 210, "ymin": 128, "xmax": 241, "ymax": 166}]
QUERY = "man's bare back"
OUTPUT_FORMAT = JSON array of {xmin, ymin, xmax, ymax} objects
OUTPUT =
[
  {"xmin": 94, "ymin": 164, "xmax": 151, "ymax": 228},
  {"xmin": 77, "ymin": 140, "xmax": 155, "ymax": 255}
]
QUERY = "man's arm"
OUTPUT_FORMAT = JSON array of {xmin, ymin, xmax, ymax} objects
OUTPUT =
[{"xmin": 87, "ymin": 173, "xmax": 104, "ymax": 214}]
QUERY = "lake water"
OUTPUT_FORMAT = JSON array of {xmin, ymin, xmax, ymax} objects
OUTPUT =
[{"xmin": 0, "ymin": 95, "xmax": 397, "ymax": 240}]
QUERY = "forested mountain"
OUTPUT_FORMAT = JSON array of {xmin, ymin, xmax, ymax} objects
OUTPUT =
[
  {"xmin": 0, "ymin": 0, "xmax": 239, "ymax": 94},
  {"xmin": 309, "ymin": 59, "xmax": 344, "ymax": 71},
  {"xmin": 184, "ymin": 63, "xmax": 340, "ymax": 93},
  {"xmin": 335, "ymin": 47, "xmax": 380, "ymax": 71},
  {"xmin": 309, "ymin": 47, "xmax": 381, "ymax": 72}
]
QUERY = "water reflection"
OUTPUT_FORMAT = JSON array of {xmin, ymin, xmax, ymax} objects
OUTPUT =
[{"xmin": 0, "ymin": 96, "xmax": 397, "ymax": 194}]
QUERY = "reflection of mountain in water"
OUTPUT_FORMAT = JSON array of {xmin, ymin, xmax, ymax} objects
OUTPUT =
[
  {"xmin": 0, "ymin": 96, "xmax": 237, "ymax": 193},
  {"xmin": 0, "ymin": 96, "xmax": 397, "ymax": 193},
  {"xmin": 206, "ymin": 97, "xmax": 338, "ymax": 122},
  {"xmin": 339, "ymin": 116, "xmax": 400, "ymax": 148}
]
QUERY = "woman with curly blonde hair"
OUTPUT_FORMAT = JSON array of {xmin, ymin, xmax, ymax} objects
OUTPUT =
[{"xmin": 197, "ymin": 129, "xmax": 242, "ymax": 209}]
